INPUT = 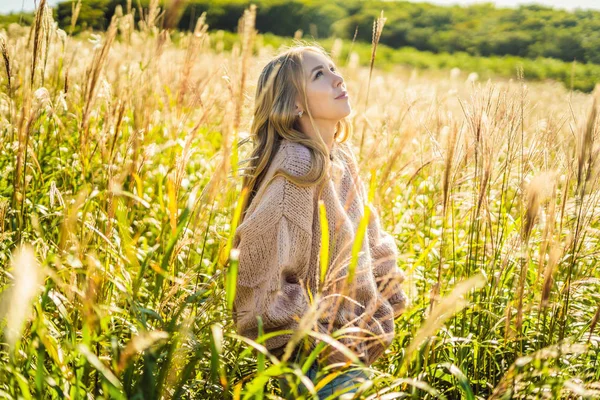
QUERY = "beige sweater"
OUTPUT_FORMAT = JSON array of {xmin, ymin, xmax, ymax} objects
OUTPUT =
[{"xmin": 233, "ymin": 138, "xmax": 408, "ymax": 366}]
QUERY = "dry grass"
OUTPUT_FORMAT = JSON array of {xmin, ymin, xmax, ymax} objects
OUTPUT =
[{"xmin": 0, "ymin": 3, "xmax": 599, "ymax": 399}]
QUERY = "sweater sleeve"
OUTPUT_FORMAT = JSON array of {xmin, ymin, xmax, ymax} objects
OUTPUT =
[
  {"xmin": 336, "ymin": 140, "xmax": 408, "ymax": 318},
  {"xmin": 366, "ymin": 204, "xmax": 408, "ymax": 318},
  {"xmin": 232, "ymin": 175, "xmax": 315, "ymax": 353}
]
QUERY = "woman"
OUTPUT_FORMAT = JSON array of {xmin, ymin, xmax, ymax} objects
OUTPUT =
[{"xmin": 232, "ymin": 43, "xmax": 408, "ymax": 398}]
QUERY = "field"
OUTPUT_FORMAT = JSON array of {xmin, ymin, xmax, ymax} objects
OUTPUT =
[
  {"xmin": 1, "ymin": 4, "xmax": 600, "ymax": 399},
  {"xmin": 211, "ymin": 30, "xmax": 600, "ymax": 94}
]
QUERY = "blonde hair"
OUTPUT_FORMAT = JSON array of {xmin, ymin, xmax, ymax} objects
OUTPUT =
[{"xmin": 236, "ymin": 43, "xmax": 352, "ymax": 232}]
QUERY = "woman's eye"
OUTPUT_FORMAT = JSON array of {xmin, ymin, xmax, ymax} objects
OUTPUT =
[{"xmin": 315, "ymin": 67, "xmax": 336, "ymax": 79}]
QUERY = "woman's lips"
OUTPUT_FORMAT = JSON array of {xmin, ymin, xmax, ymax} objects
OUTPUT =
[{"xmin": 335, "ymin": 91, "xmax": 348, "ymax": 99}]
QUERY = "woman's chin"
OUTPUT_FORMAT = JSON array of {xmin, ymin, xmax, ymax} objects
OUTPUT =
[
  {"xmin": 334, "ymin": 104, "xmax": 351, "ymax": 117},
  {"xmin": 342, "ymin": 106, "xmax": 352, "ymax": 118}
]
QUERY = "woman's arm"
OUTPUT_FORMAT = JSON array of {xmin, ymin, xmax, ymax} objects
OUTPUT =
[
  {"xmin": 366, "ymin": 203, "xmax": 408, "ymax": 318},
  {"xmin": 336, "ymin": 140, "xmax": 408, "ymax": 318},
  {"xmin": 233, "ymin": 175, "xmax": 315, "ymax": 353}
]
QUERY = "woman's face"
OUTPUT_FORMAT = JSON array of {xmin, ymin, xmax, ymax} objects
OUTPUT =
[{"xmin": 297, "ymin": 51, "xmax": 351, "ymax": 121}]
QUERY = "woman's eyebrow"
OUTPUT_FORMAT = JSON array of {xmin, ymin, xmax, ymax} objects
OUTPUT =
[{"xmin": 309, "ymin": 63, "xmax": 334, "ymax": 76}]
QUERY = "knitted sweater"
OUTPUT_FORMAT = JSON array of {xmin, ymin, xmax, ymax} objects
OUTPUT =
[{"xmin": 233, "ymin": 138, "xmax": 408, "ymax": 366}]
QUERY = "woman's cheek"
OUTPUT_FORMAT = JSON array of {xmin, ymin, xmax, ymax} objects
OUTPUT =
[{"xmin": 307, "ymin": 93, "xmax": 322, "ymax": 116}]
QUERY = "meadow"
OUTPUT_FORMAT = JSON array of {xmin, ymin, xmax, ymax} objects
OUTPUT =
[{"xmin": 0, "ymin": 3, "xmax": 599, "ymax": 399}]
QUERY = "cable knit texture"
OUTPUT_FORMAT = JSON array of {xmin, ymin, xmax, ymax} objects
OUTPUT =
[{"xmin": 233, "ymin": 138, "xmax": 408, "ymax": 366}]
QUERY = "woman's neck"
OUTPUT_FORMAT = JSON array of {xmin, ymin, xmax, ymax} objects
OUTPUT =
[{"xmin": 298, "ymin": 118, "xmax": 337, "ymax": 152}]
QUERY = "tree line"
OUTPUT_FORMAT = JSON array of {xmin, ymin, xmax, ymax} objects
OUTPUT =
[{"xmin": 3, "ymin": 0, "xmax": 600, "ymax": 66}]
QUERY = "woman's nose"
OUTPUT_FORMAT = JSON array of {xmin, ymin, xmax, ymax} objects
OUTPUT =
[{"xmin": 333, "ymin": 74, "xmax": 344, "ymax": 88}]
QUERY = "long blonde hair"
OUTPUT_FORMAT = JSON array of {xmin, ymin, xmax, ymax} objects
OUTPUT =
[{"xmin": 236, "ymin": 43, "xmax": 352, "ymax": 233}]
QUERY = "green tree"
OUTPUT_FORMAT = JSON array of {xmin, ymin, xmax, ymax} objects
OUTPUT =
[{"xmin": 56, "ymin": 0, "xmax": 112, "ymax": 32}]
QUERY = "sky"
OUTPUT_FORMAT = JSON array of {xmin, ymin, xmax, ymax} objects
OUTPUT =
[
  {"xmin": 408, "ymin": 0, "xmax": 600, "ymax": 11},
  {"xmin": 2, "ymin": 1, "xmax": 60, "ymax": 14},
  {"xmin": 1, "ymin": 0, "xmax": 600, "ymax": 14}
]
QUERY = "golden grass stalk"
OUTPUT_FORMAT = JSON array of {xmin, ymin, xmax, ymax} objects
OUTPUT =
[
  {"xmin": 475, "ymin": 147, "xmax": 492, "ymax": 216},
  {"xmin": 0, "ymin": 199, "xmax": 7, "ymax": 236},
  {"xmin": 559, "ymin": 92, "xmax": 599, "ymax": 340},
  {"xmin": 80, "ymin": 14, "xmax": 118, "ymax": 163},
  {"xmin": 588, "ymin": 304, "xmax": 600, "ymax": 343},
  {"xmin": 536, "ymin": 173, "xmax": 558, "ymax": 288},
  {"xmin": 147, "ymin": 0, "xmax": 161, "ymax": 31},
  {"xmin": 282, "ymin": 296, "xmax": 361, "ymax": 367},
  {"xmin": 1, "ymin": 245, "xmax": 45, "ymax": 352},
  {"xmin": 227, "ymin": 249, "xmax": 240, "ymax": 312},
  {"xmin": 116, "ymin": 4, "xmax": 135, "ymax": 44},
  {"xmin": 523, "ymin": 172, "xmax": 555, "ymax": 244},
  {"xmin": 347, "ymin": 169, "xmax": 377, "ymax": 285},
  {"xmin": 401, "ymin": 273, "xmax": 486, "ymax": 374},
  {"xmin": 77, "ymin": 343, "xmax": 122, "ymax": 389},
  {"xmin": 540, "ymin": 246, "xmax": 561, "ymax": 309},
  {"xmin": 344, "ymin": 26, "xmax": 359, "ymax": 68},
  {"xmin": 58, "ymin": 187, "xmax": 90, "ymax": 251},
  {"xmin": 30, "ymin": 0, "xmax": 46, "ymax": 86},
  {"xmin": 40, "ymin": 3, "xmax": 54, "ymax": 87},
  {"xmin": 205, "ymin": 4, "xmax": 256, "ymax": 208},
  {"xmin": 12, "ymin": 83, "xmax": 46, "ymax": 236},
  {"xmin": 366, "ymin": 10, "xmax": 385, "ymax": 109},
  {"xmin": 117, "ymin": 330, "xmax": 169, "ymax": 373},
  {"xmin": 177, "ymin": 12, "xmax": 208, "ymax": 106},
  {"xmin": 434, "ymin": 122, "xmax": 460, "ymax": 307},
  {"xmin": 442, "ymin": 123, "xmax": 459, "ymax": 215},
  {"xmin": 504, "ymin": 299, "xmax": 514, "ymax": 340},
  {"xmin": 330, "ymin": 38, "xmax": 343, "ymax": 63},
  {"xmin": 69, "ymin": 0, "xmax": 82, "ymax": 36},
  {"xmin": 0, "ymin": 34, "xmax": 12, "ymax": 97},
  {"xmin": 318, "ymin": 200, "xmax": 330, "ymax": 291},
  {"xmin": 231, "ymin": 4, "xmax": 257, "ymax": 181},
  {"xmin": 224, "ymin": 186, "xmax": 248, "ymax": 308},
  {"xmin": 516, "ymin": 172, "xmax": 555, "ymax": 335},
  {"xmin": 359, "ymin": 10, "xmax": 386, "ymax": 158},
  {"xmin": 489, "ymin": 342, "xmax": 588, "ymax": 399},
  {"xmin": 235, "ymin": 4, "xmax": 257, "ymax": 133},
  {"xmin": 576, "ymin": 94, "xmax": 597, "ymax": 195},
  {"xmin": 210, "ymin": 323, "xmax": 227, "ymax": 387}
]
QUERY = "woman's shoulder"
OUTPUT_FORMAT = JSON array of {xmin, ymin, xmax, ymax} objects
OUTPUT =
[
  {"xmin": 278, "ymin": 138, "xmax": 313, "ymax": 177},
  {"xmin": 237, "ymin": 140, "xmax": 316, "ymax": 237}
]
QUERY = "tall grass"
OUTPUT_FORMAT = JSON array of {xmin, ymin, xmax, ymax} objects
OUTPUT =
[{"xmin": 0, "ymin": 2, "xmax": 599, "ymax": 399}]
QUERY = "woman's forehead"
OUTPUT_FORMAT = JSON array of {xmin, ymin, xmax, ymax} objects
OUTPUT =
[{"xmin": 302, "ymin": 52, "xmax": 333, "ymax": 72}]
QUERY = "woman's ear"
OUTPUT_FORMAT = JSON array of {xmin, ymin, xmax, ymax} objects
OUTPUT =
[{"xmin": 295, "ymin": 94, "xmax": 305, "ymax": 113}]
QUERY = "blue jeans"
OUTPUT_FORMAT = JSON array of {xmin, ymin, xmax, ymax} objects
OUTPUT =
[{"xmin": 278, "ymin": 357, "xmax": 369, "ymax": 399}]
